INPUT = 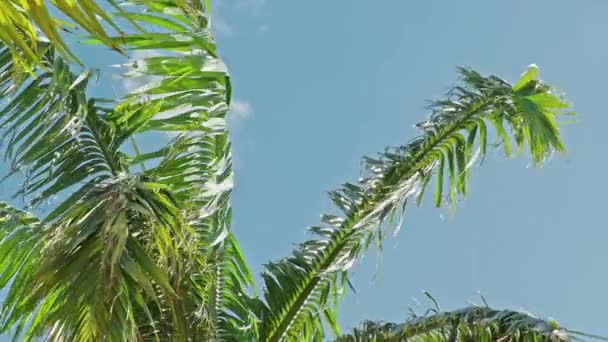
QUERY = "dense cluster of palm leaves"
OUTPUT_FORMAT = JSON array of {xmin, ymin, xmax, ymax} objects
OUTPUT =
[{"xmin": 0, "ymin": 1, "xmax": 600, "ymax": 341}]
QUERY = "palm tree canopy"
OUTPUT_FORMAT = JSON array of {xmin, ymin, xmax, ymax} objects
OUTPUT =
[
  {"xmin": 0, "ymin": 0, "xmax": 130, "ymax": 76},
  {"xmin": 0, "ymin": 1, "xmax": 597, "ymax": 341},
  {"xmin": 337, "ymin": 306, "xmax": 605, "ymax": 342}
]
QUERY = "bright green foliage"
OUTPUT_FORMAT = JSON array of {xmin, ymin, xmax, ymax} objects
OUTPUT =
[
  {"xmin": 0, "ymin": 0, "xmax": 127, "ymax": 78},
  {"xmin": 0, "ymin": 1, "xmax": 251, "ymax": 340},
  {"xmin": 251, "ymin": 65, "xmax": 572, "ymax": 341},
  {"xmin": 0, "ymin": 1, "xmax": 595, "ymax": 341},
  {"xmin": 337, "ymin": 306, "xmax": 599, "ymax": 342}
]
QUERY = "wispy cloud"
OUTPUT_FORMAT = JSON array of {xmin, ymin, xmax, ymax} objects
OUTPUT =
[
  {"xmin": 210, "ymin": 0, "xmax": 269, "ymax": 37},
  {"xmin": 119, "ymin": 50, "xmax": 164, "ymax": 93},
  {"xmin": 256, "ymin": 24, "xmax": 270, "ymax": 35},
  {"xmin": 227, "ymin": 99, "xmax": 254, "ymax": 171},
  {"xmin": 213, "ymin": 16, "xmax": 235, "ymax": 37},
  {"xmin": 235, "ymin": 0, "xmax": 268, "ymax": 16},
  {"xmin": 229, "ymin": 99, "xmax": 253, "ymax": 123}
]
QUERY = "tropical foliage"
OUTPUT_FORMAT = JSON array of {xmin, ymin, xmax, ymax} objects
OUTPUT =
[
  {"xmin": 337, "ymin": 306, "xmax": 582, "ymax": 342},
  {"xmin": 0, "ymin": 1, "xmax": 596, "ymax": 341}
]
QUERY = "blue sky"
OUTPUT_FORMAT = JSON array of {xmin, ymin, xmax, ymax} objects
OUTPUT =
[
  {"xmin": 212, "ymin": 0, "xmax": 608, "ymax": 336},
  {"xmin": 1, "ymin": 0, "xmax": 607, "ymax": 339}
]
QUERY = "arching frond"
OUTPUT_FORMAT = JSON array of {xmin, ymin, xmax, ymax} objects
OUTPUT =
[
  {"xmin": 0, "ymin": 45, "xmax": 126, "ymax": 214},
  {"xmin": 336, "ymin": 306, "xmax": 604, "ymax": 341},
  {"xmin": 0, "ymin": 0, "xmax": 126, "ymax": 73},
  {"xmin": 0, "ymin": 0, "xmax": 589, "ymax": 341},
  {"xmin": 0, "ymin": 174, "xmax": 192, "ymax": 341},
  {"xmin": 0, "ymin": 0, "xmax": 253, "ymax": 339},
  {"xmin": 254, "ymin": 66, "xmax": 572, "ymax": 341},
  {"xmin": 101, "ymin": 1, "xmax": 254, "ymax": 339}
]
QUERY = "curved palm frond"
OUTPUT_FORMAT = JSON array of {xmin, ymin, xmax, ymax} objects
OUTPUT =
[
  {"xmin": 1, "ymin": 176, "xmax": 189, "ymax": 341},
  {"xmin": 254, "ymin": 65, "xmax": 572, "ymax": 341},
  {"xmin": 0, "ymin": 0, "xmax": 591, "ymax": 341},
  {"xmin": 0, "ymin": 39, "xmax": 183, "ymax": 340},
  {"xmin": 0, "ymin": 0, "xmax": 252, "ymax": 340},
  {"xmin": 336, "ymin": 306, "xmax": 605, "ymax": 342},
  {"xmin": 0, "ymin": 43, "xmax": 122, "ymax": 208},
  {"xmin": 0, "ymin": 0, "xmax": 127, "ymax": 74},
  {"xmin": 104, "ymin": 1, "xmax": 255, "ymax": 339}
]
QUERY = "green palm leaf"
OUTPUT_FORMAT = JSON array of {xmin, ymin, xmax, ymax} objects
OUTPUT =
[
  {"xmin": 337, "ymin": 306, "xmax": 605, "ymax": 341},
  {"xmin": 0, "ymin": 0, "xmax": 127, "ymax": 74},
  {"xmin": 0, "ymin": 1, "xmax": 252, "ymax": 339},
  {"xmin": 0, "ymin": 44, "xmax": 121, "ymax": 209},
  {"xmin": 0, "ymin": 174, "xmax": 192, "ymax": 340},
  {"xmin": 0, "ymin": 1, "xmax": 596, "ymax": 341},
  {"xmin": 254, "ymin": 66, "xmax": 572, "ymax": 341},
  {"xmin": 82, "ymin": 1, "xmax": 253, "ymax": 339}
]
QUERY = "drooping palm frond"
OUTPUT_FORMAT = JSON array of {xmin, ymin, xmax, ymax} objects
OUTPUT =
[
  {"xmin": 0, "ymin": 0, "xmax": 127, "ymax": 74},
  {"xmin": 102, "ymin": 1, "xmax": 254, "ymax": 339},
  {"xmin": 0, "ymin": 47, "xmax": 194, "ymax": 337},
  {"xmin": 336, "ymin": 306, "xmax": 605, "ymax": 342},
  {"xmin": 0, "ymin": 60, "xmax": 121, "ymax": 207},
  {"xmin": 253, "ymin": 65, "xmax": 572, "ymax": 341},
  {"xmin": 0, "ymin": 1, "xmax": 244, "ymax": 341},
  {"xmin": 0, "ymin": 0, "xmax": 252, "ymax": 340},
  {"xmin": 2, "ymin": 176, "xmax": 191, "ymax": 341},
  {"xmin": 0, "ymin": 0, "xmax": 592, "ymax": 341}
]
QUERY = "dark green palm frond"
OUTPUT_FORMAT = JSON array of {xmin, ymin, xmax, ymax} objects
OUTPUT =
[
  {"xmin": 0, "ymin": 39, "xmax": 180, "ymax": 341},
  {"xmin": 336, "ymin": 306, "xmax": 604, "ymax": 342},
  {"xmin": 254, "ymin": 66, "xmax": 572, "ymax": 341}
]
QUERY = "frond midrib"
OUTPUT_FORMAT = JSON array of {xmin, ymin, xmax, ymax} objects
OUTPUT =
[{"xmin": 264, "ymin": 96, "xmax": 497, "ymax": 342}]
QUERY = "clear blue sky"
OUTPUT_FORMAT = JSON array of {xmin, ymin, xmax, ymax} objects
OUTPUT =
[{"xmin": 2, "ymin": 0, "xmax": 608, "ymax": 339}]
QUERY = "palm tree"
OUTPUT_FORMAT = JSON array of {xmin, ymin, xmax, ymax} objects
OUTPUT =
[
  {"xmin": 0, "ymin": 1, "xmax": 598, "ymax": 341},
  {"xmin": 337, "ymin": 306, "xmax": 574, "ymax": 341}
]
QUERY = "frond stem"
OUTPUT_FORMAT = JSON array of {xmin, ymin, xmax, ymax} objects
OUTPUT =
[{"xmin": 266, "ymin": 97, "xmax": 496, "ymax": 341}]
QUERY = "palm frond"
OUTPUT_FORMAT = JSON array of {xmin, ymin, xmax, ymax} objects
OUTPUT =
[
  {"xmin": 254, "ymin": 65, "xmax": 572, "ymax": 341},
  {"xmin": 0, "ymin": 0, "xmax": 127, "ymax": 73},
  {"xmin": 0, "ymin": 174, "xmax": 192, "ymax": 341},
  {"xmin": 86, "ymin": 1, "xmax": 253, "ymax": 339},
  {"xmin": 0, "ymin": 0, "xmax": 587, "ymax": 340},
  {"xmin": 337, "ymin": 306, "xmax": 604, "ymax": 341},
  {"xmin": 0, "ymin": 1, "xmax": 252, "ymax": 339},
  {"xmin": 0, "ymin": 44, "xmax": 123, "ymax": 209}
]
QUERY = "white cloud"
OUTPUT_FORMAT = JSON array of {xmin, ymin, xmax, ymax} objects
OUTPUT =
[
  {"xmin": 226, "ymin": 99, "xmax": 254, "ymax": 171},
  {"xmin": 210, "ymin": 0, "xmax": 269, "ymax": 37},
  {"xmin": 118, "ymin": 50, "xmax": 165, "ymax": 93},
  {"xmin": 236, "ymin": 0, "xmax": 268, "ymax": 16},
  {"xmin": 256, "ymin": 24, "xmax": 270, "ymax": 35},
  {"xmin": 229, "ymin": 99, "xmax": 253, "ymax": 122},
  {"xmin": 213, "ymin": 16, "xmax": 235, "ymax": 36}
]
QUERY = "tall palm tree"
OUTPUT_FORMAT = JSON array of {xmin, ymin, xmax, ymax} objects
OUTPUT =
[{"xmin": 0, "ymin": 1, "xmax": 598, "ymax": 341}]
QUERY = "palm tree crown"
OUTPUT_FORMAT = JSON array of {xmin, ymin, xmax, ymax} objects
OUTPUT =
[{"xmin": 0, "ymin": 1, "xmax": 599, "ymax": 341}]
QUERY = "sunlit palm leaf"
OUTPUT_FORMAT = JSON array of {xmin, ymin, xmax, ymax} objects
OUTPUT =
[
  {"xmin": 0, "ymin": 4, "xmax": 208, "ymax": 340},
  {"xmin": 254, "ymin": 66, "xmax": 572, "ymax": 341},
  {"xmin": 88, "ymin": 1, "xmax": 253, "ymax": 339},
  {"xmin": 0, "ymin": 45, "xmax": 120, "ymax": 209},
  {"xmin": 0, "ymin": 1, "xmax": 592, "ymax": 341},
  {"xmin": 0, "ymin": 174, "xmax": 190, "ymax": 341},
  {"xmin": 0, "ymin": 0, "xmax": 125, "ymax": 73},
  {"xmin": 336, "ymin": 306, "xmax": 604, "ymax": 342}
]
